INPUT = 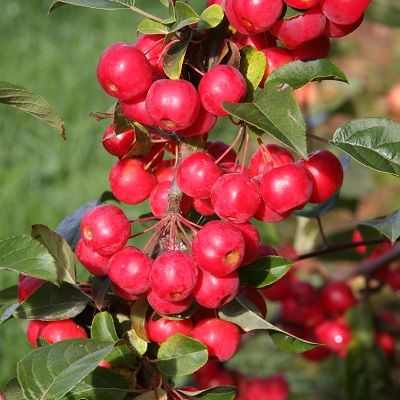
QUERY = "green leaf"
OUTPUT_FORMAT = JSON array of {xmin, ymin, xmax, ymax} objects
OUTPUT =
[
  {"xmin": 127, "ymin": 329, "xmax": 148, "ymax": 356},
  {"xmin": 17, "ymin": 339, "xmax": 115, "ymax": 400},
  {"xmin": 223, "ymin": 81, "xmax": 307, "ymax": 158},
  {"xmin": 171, "ymin": 1, "xmax": 200, "ymax": 32},
  {"xmin": 218, "ymin": 295, "xmax": 317, "ymax": 353},
  {"xmin": 197, "ymin": 4, "xmax": 224, "ymax": 30},
  {"xmin": 0, "ymin": 234, "xmax": 58, "ymax": 283},
  {"xmin": 32, "ymin": 225, "xmax": 76, "ymax": 284},
  {"xmin": 49, "ymin": 0, "xmax": 133, "ymax": 13},
  {"xmin": 239, "ymin": 46, "xmax": 266, "ymax": 99},
  {"xmin": 63, "ymin": 367, "xmax": 129, "ymax": 400},
  {"xmin": 0, "ymin": 81, "xmax": 65, "ymax": 139},
  {"xmin": 239, "ymin": 256, "xmax": 292, "ymax": 288},
  {"xmin": 130, "ymin": 297, "xmax": 149, "ymax": 342},
  {"xmin": 134, "ymin": 388, "xmax": 167, "ymax": 400},
  {"xmin": 2, "ymin": 378, "xmax": 23, "ymax": 400},
  {"xmin": 0, "ymin": 285, "xmax": 18, "ymax": 305},
  {"xmin": 355, "ymin": 209, "xmax": 400, "ymax": 244},
  {"xmin": 0, "ymin": 303, "xmax": 19, "ymax": 325},
  {"xmin": 331, "ymin": 118, "xmax": 400, "ymax": 176},
  {"xmin": 163, "ymin": 40, "xmax": 190, "ymax": 80},
  {"xmin": 178, "ymin": 386, "xmax": 237, "ymax": 400},
  {"xmin": 137, "ymin": 18, "xmax": 171, "ymax": 34},
  {"xmin": 14, "ymin": 282, "xmax": 88, "ymax": 320},
  {"xmin": 159, "ymin": 0, "xmax": 169, "ymax": 7},
  {"xmin": 267, "ymin": 59, "xmax": 348, "ymax": 89},
  {"xmin": 156, "ymin": 334, "xmax": 208, "ymax": 377}
]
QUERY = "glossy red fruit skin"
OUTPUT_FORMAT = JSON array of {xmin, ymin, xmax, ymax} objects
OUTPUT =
[
  {"xmin": 18, "ymin": 275, "xmax": 44, "ymax": 303},
  {"xmin": 302, "ymin": 344, "xmax": 332, "ymax": 362},
  {"xmin": 146, "ymin": 79, "xmax": 201, "ymax": 130},
  {"xmin": 292, "ymin": 36, "xmax": 331, "ymax": 60},
  {"xmin": 154, "ymin": 160, "xmax": 175, "ymax": 183},
  {"xmin": 262, "ymin": 274, "xmax": 293, "ymax": 301},
  {"xmin": 272, "ymin": 7, "xmax": 326, "ymax": 49},
  {"xmin": 245, "ymin": 375, "xmax": 289, "ymax": 400},
  {"xmin": 102, "ymin": 124, "xmax": 136, "ymax": 158},
  {"xmin": 176, "ymin": 152, "xmax": 222, "ymax": 199},
  {"xmin": 291, "ymin": 281, "xmax": 318, "ymax": 304},
  {"xmin": 150, "ymin": 251, "xmax": 198, "ymax": 302},
  {"xmin": 260, "ymin": 47, "xmax": 294, "ymax": 87},
  {"xmin": 321, "ymin": 282, "xmax": 356, "ymax": 316},
  {"xmin": 27, "ymin": 320, "xmax": 45, "ymax": 346},
  {"xmin": 109, "ymin": 158, "xmax": 156, "ymax": 204},
  {"xmin": 321, "ymin": 0, "xmax": 370, "ymax": 25},
  {"xmin": 147, "ymin": 290, "xmax": 193, "ymax": 315},
  {"xmin": 352, "ymin": 229, "xmax": 367, "ymax": 254},
  {"xmin": 206, "ymin": 141, "xmax": 237, "ymax": 164},
  {"xmin": 260, "ymin": 163, "xmax": 314, "ymax": 214},
  {"xmin": 97, "ymin": 43, "xmax": 153, "ymax": 102},
  {"xmin": 254, "ymin": 200, "xmax": 290, "ymax": 223},
  {"xmin": 388, "ymin": 267, "xmax": 400, "ymax": 292},
  {"xmin": 75, "ymin": 239, "xmax": 110, "ymax": 276},
  {"xmin": 284, "ymin": 0, "xmax": 320, "ymax": 9},
  {"xmin": 249, "ymin": 144, "xmax": 294, "ymax": 176},
  {"xmin": 194, "ymin": 270, "xmax": 239, "ymax": 308},
  {"xmin": 195, "ymin": 367, "xmax": 235, "ymax": 389},
  {"xmin": 233, "ymin": 222, "xmax": 260, "ymax": 266},
  {"xmin": 80, "ymin": 205, "xmax": 131, "ymax": 257},
  {"xmin": 315, "ymin": 320, "xmax": 351, "ymax": 353},
  {"xmin": 38, "ymin": 320, "xmax": 88, "ymax": 344},
  {"xmin": 108, "ymin": 246, "xmax": 153, "ymax": 295},
  {"xmin": 199, "ymin": 65, "xmax": 247, "ymax": 116},
  {"xmin": 121, "ymin": 96, "xmax": 154, "ymax": 126},
  {"xmin": 232, "ymin": 32, "xmax": 277, "ymax": 50},
  {"xmin": 193, "ymin": 197, "xmax": 215, "ymax": 216},
  {"xmin": 324, "ymin": 14, "xmax": 364, "ymax": 38},
  {"xmin": 142, "ymin": 141, "xmax": 165, "ymax": 166},
  {"xmin": 211, "ymin": 173, "xmax": 262, "ymax": 223},
  {"xmin": 113, "ymin": 284, "xmax": 142, "ymax": 301},
  {"xmin": 192, "ymin": 318, "xmax": 241, "ymax": 362},
  {"xmin": 227, "ymin": 0, "xmax": 284, "ymax": 35},
  {"xmin": 299, "ymin": 149, "xmax": 343, "ymax": 203},
  {"xmin": 192, "ymin": 221, "xmax": 245, "ymax": 277},
  {"xmin": 282, "ymin": 297, "xmax": 324, "ymax": 327},
  {"xmin": 147, "ymin": 317, "xmax": 193, "ymax": 344},
  {"xmin": 177, "ymin": 106, "xmax": 217, "ymax": 138}
]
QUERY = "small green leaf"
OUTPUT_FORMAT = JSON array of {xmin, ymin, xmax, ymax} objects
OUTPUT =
[
  {"xmin": 14, "ymin": 282, "xmax": 88, "ymax": 320},
  {"xmin": 137, "ymin": 19, "xmax": 170, "ymax": 35},
  {"xmin": 0, "ymin": 235, "xmax": 58, "ymax": 283},
  {"xmin": 0, "ymin": 285, "xmax": 18, "ymax": 305},
  {"xmin": 197, "ymin": 4, "xmax": 224, "ymax": 30},
  {"xmin": 0, "ymin": 303, "xmax": 19, "ymax": 325},
  {"xmin": 49, "ymin": 0, "xmax": 133, "ymax": 13},
  {"xmin": 331, "ymin": 118, "xmax": 400, "ymax": 176},
  {"xmin": 159, "ymin": 0, "xmax": 169, "ymax": 7},
  {"xmin": 267, "ymin": 59, "xmax": 348, "ymax": 89},
  {"xmin": 130, "ymin": 297, "xmax": 149, "ymax": 342},
  {"xmin": 32, "ymin": 225, "xmax": 76, "ymax": 284},
  {"xmin": 2, "ymin": 378, "xmax": 23, "ymax": 400},
  {"xmin": 0, "ymin": 81, "xmax": 65, "ymax": 139},
  {"xmin": 157, "ymin": 334, "xmax": 208, "ymax": 377},
  {"xmin": 218, "ymin": 295, "xmax": 317, "ymax": 353},
  {"xmin": 355, "ymin": 209, "xmax": 400, "ymax": 244},
  {"xmin": 127, "ymin": 329, "xmax": 148, "ymax": 356},
  {"xmin": 163, "ymin": 40, "xmax": 190, "ymax": 80},
  {"xmin": 17, "ymin": 339, "xmax": 115, "ymax": 400},
  {"xmin": 239, "ymin": 46, "xmax": 266, "ymax": 99},
  {"xmin": 171, "ymin": 1, "xmax": 200, "ymax": 32},
  {"xmin": 239, "ymin": 256, "xmax": 292, "ymax": 288},
  {"xmin": 178, "ymin": 386, "xmax": 237, "ymax": 400}
]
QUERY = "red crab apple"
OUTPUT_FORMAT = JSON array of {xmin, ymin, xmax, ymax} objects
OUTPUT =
[
  {"xmin": 232, "ymin": 32, "xmax": 277, "ymax": 50},
  {"xmin": 233, "ymin": 222, "xmax": 260, "ymax": 265},
  {"xmin": 324, "ymin": 15, "xmax": 364, "ymax": 38},
  {"xmin": 321, "ymin": 0, "xmax": 370, "ymax": 25},
  {"xmin": 292, "ymin": 36, "xmax": 331, "ymax": 60},
  {"xmin": 146, "ymin": 79, "xmax": 201, "ymax": 130},
  {"xmin": 321, "ymin": 282, "xmax": 356, "ymax": 316},
  {"xmin": 97, "ymin": 42, "xmax": 153, "ymax": 101},
  {"xmin": 109, "ymin": 158, "xmax": 156, "ymax": 204},
  {"xmin": 154, "ymin": 159, "xmax": 175, "ymax": 183},
  {"xmin": 193, "ymin": 197, "xmax": 215, "ymax": 216},
  {"xmin": 245, "ymin": 375, "xmax": 289, "ymax": 400},
  {"xmin": 37, "ymin": 320, "xmax": 88, "ymax": 344},
  {"xmin": 147, "ymin": 290, "xmax": 193, "ymax": 315},
  {"xmin": 177, "ymin": 106, "xmax": 217, "ymax": 138},
  {"xmin": 376, "ymin": 332, "xmax": 396, "ymax": 358},
  {"xmin": 80, "ymin": 205, "xmax": 131, "ymax": 257},
  {"xmin": 18, "ymin": 275, "xmax": 44, "ymax": 303},
  {"xmin": 198, "ymin": 65, "xmax": 247, "ymax": 116},
  {"xmin": 388, "ymin": 267, "xmax": 400, "ymax": 292},
  {"xmin": 113, "ymin": 284, "xmax": 142, "ymax": 301},
  {"xmin": 315, "ymin": 319, "xmax": 351, "ymax": 354},
  {"xmin": 147, "ymin": 316, "xmax": 193, "ymax": 344},
  {"xmin": 121, "ymin": 96, "xmax": 154, "ymax": 126},
  {"xmin": 249, "ymin": 144, "xmax": 294, "ymax": 176},
  {"xmin": 260, "ymin": 47, "xmax": 294, "ymax": 87},
  {"xmin": 284, "ymin": 0, "xmax": 320, "ymax": 9},
  {"xmin": 102, "ymin": 124, "xmax": 136, "ymax": 158},
  {"xmin": 27, "ymin": 320, "xmax": 45, "ymax": 346},
  {"xmin": 192, "ymin": 318, "xmax": 241, "ymax": 362},
  {"xmin": 206, "ymin": 141, "xmax": 237, "ymax": 163},
  {"xmin": 75, "ymin": 239, "xmax": 110, "ymax": 276}
]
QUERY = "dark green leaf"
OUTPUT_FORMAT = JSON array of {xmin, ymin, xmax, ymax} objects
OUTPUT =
[
  {"xmin": 14, "ymin": 282, "xmax": 88, "ymax": 321},
  {"xmin": 171, "ymin": 1, "xmax": 199, "ymax": 32},
  {"xmin": 0, "ymin": 235, "xmax": 58, "ymax": 283},
  {"xmin": 267, "ymin": 59, "xmax": 348, "ymax": 89},
  {"xmin": 366, "ymin": 0, "xmax": 400, "ymax": 28},
  {"xmin": 0, "ymin": 81, "xmax": 65, "ymax": 139},
  {"xmin": 178, "ymin": 386, "xmax": 237, "ymax": 400},
  {"xmin": 157, "ymin": 334, "xmax": 208, "ymax": 377},
  {"xmin": 197, "ymin": 4, "xmax": 224, "ymax": 30},
  {"xmin": 130, "ymin": 297, "xmax": 149, "ymax": 342},
  {"xmin": 137, "ymin": 19, "xmax": 170, "ymax": 34},
  {"xmin": 223, "ymin": 81, "xmax": 307, "ymax": 158},
  {"xmin": 0, "ymin": 285, "xmax": 18, "ymax": 305},
  {"xmin": 17, "ymin": 339, "xmax": 115, "ymax": 400},
  {"xmin": 331, "ymin": 118, "xmax": 400, "ymax": 176},
  {"xmin": 163, "ymin": 40, "xmax": 190, "ymax": 80},
  {"xmin": 64, "ymin": 367, "xmax": 129, "ymax": 400},
  {"xmin": 354, "ymin": 209, "xmax": 400, "ymax": 244},
  {"xmin": 239, "ymin": 256, "xmax": 292, "ymax": 288},
  {"xmin": 218, "ymin": 295, "xmax": 317, "ymax": 353},
  {"xmin": 239, "ymin": 46, "xmax": 266, "ymax": 99},
  {"xmin": 91, "ymin": 276, "xmax": 111, "ymax": 310},
  {"xmin": 49, "ymin": 0, "xmax": 133, "ymax": 13},
  {"xmin": 2, "ymin": 378, "xmax": 23, "ymax": 400},
  {"xmin": 32, "ymin": 225, "xmax": 76, "ymax": 284},
  {"xmin": 294, "ymin": 191, "xmax": 339, "ymax": 218}
]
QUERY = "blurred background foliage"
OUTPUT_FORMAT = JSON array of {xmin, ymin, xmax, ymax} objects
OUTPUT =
[{"xmin": 0, "ymin": 0, "xmax": 399, "ymax": 397}]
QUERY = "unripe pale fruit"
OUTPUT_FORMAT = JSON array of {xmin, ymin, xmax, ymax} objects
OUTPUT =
[
  {"xmin": 299, "ymin": 149, "xmax": 343, "ymax": 203},
  {"xmin": 102, "ymin": 124, "xmax": 136, "ymax": 158},
  {"xmin": 199, "ymin": 65, "xmax": 247, "ymax": 116},
  {"xmin": 38, "ymin": 320, "xmax": 88, "ymax": 344},
  {"xmin": 80, "ymin": 205, "xmax": 131, "ymax": 257},
  {"xmin": 150, "ymin": 251, "xmax": 198, "ymax": 302},
  {"xmin": 194, "ymin": 269, "xmax": 239, "ymax": 308},
  {"xmin": 108, "ymin": 246, "xmax": 153, "ymax": 295},
  {"xmin": 192, "ymin": 318, "xmax": 241, "ymax": 361},
  {"xmin": 211, "ymin": 173, "xmax": 261, "ymax": 223},
  {"xmin": 109, "ymin": 158, "xmax": 156, "ymax": 204},
  {"xmin": 260, "ymin": 163, "xmax": 314, "ymax": 214},
  {"xmin": 146, "ymin": 79, "xmax": 201, "ymax": 130},
  {"xmin": 192, "ymin": 221, "xmax": 245, "ymax": 277},
  {"xmin": 121, "ymin": 96, "xmax": 154, "ymax": 126},
  {"xmin": 147, "ymin": 290, "xmax": 193, "ymax": 315},
  {"xmin": 147, "ymin": 316, "xmax": 193, "ymax": 344},
  {"xmin": 321, "ymin": 282, "xmax": 356, "ymax": 315},
  {"xmin": 321, "ymin": 0, "xmax": 370, "ymax": 25},
  {"xmin": 97, "ymin": 42, "xmax": 153, "ymax": 102},
  {"xmin": 27, "ymin": 320, "xmax": 45, "ymax": 346},
  {"xmin": 176, "ymin": 152, "xmax": 222, "ymax": 199},
  {"xmin": 75, "ymin": 239, "xmax": 110, "ymax": 276}
]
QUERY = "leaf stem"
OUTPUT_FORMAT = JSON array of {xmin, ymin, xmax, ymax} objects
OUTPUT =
[{"xmin": 128, "ymin": 6, "xmax": 169, "ymax": 24}]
